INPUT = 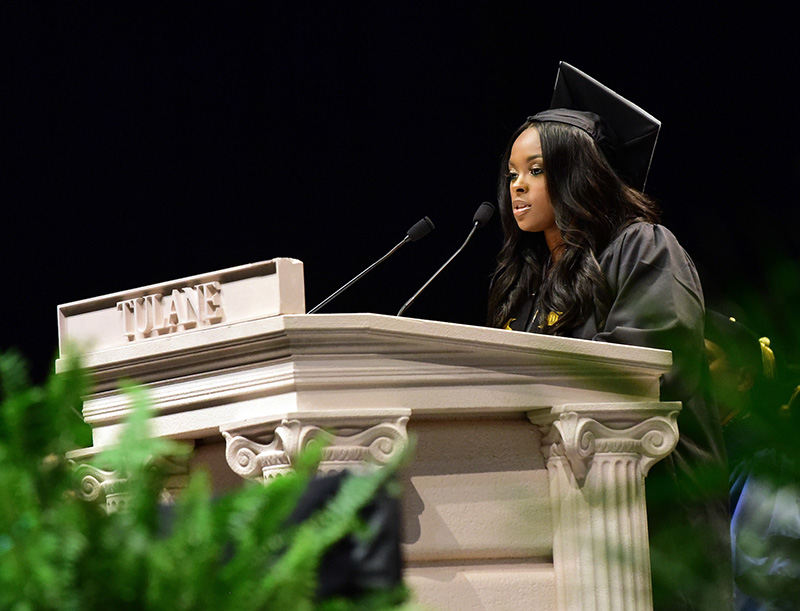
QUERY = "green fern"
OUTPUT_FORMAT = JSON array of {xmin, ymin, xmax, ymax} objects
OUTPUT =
[{"xmin": 0, "ymin": 352, "xmax": 413, "ymax": 610}]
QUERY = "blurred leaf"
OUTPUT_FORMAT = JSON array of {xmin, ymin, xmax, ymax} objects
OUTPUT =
[{"xmin": 0, "ymin": 352, "xmax": 410, "ymax": 610}]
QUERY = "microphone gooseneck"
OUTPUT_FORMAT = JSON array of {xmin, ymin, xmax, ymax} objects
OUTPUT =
[
  {"xmin": 397, "ymin": 202, "xmax": 495, "ymax": 317},
  {"xmin": 307, "ymin": 216, "xmax": 435, "ymax": 314}
]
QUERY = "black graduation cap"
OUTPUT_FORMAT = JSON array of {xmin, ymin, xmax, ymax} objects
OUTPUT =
[
  {"xmin": 704, "ymin": 310, "xmax": 772, "ymax": 378},
  {"xmin": 530, "ymin": 62, "xmax": 661, "ymax": 192}
]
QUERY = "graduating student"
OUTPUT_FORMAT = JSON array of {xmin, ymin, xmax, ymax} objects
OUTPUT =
[
  {"xmin": 705, "ymin": 311, "xmax": 800, "ymax": 609},
  {"xmin": 488, "ymin": 62, "xmax": 732, "ymax": 610}
]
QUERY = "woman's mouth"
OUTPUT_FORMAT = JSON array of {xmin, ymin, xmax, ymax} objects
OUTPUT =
[{"xmin": 513, "ymin": 201, "xmax": 531, "ymax": 215}]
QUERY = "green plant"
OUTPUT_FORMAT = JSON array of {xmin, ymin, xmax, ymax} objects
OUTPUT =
[{"xmin": 0, "ymin": 352, "xmax": 413, "ymax": 610}]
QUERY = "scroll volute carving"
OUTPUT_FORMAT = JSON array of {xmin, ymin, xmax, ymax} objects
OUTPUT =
[
  {"xmin": 70, "ymin": 455, "xmax": 190, "ymax": 512},
  {"xmin": 537, "ymin": 408, "xmax": 680, "ymax": 484},
  {"xmin": 223, "ymin": 416, "xmax": 410, "ymax": 482}
]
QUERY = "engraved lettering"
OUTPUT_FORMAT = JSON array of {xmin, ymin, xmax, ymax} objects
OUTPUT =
[
  {"xmin": 181, "ymin": 287, "xmax": 199, "ymax": 329},
  {"xmin": 116, "ymin": 299, "xmax": 136, "ymax": 340},
  {"xmin": 118, "ymin": 282, "xmax": 224, "ymax": 341},
  {"xmin": 198, "ymin": 282, "xmax": 223, "ymax": 323},
  {"xmin": 164, "ymin": 291, "xmax": 181, "ymax": 328},
  {"xmin": 134, "ymin": 297, "xmax": 153, "ymax": 336},
  {"xmin": 149, "ymin": 294, "xmax": 169, "ymax": 334}
]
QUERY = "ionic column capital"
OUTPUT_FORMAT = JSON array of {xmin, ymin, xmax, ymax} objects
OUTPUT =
[
  {"xmin": 535, "ymin": 407, "xmax": 679, "ymax": 484},
  {"xmin": 69, "ymin": 454, "xmax": 191, "ymax": 512},
  {"xmin": 221, "ymin": 409, "xmax": 410, "ymax": 482}
]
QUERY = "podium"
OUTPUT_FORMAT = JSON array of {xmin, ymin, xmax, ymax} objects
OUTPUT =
[{"xmin": 58, "ymin": 258, "xmax": 680, "ymax": 611}]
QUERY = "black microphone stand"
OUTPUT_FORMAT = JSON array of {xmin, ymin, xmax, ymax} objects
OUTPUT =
[
  {"xmin": 308, "ymin": 217, "xmax": 434, "ymax": 314},
  {"xmin": 397, "ymin": 202, "xmax": 494, "ymax": 317}
]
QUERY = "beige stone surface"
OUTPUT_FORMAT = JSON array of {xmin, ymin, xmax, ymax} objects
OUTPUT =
[
  {"xmin": 57, "ymin": 257, "xmax": 304, "ymax": 359},
  {"xmin": 406, "ymin": 563, "xmax": 556, "ymax": 611},
  {"xmin": 59, "ymin": 258, "xmax": 676, "ymax": 610},
  {"xmin": 402, "ymin": 419, "xmax": 551, "ymax": 562}
]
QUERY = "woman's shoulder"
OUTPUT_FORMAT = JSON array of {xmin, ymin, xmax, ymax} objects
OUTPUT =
[
  {"xmin": 611, "ymin": 221, "xmax": 681, "ymax": 246},
  {"xmin": 600, "ymin": 221, "xmax": 696, "ymax": 276},
  {"xmin": 605, "ymin": 221, "xmax": 686, "ymax": 259}
]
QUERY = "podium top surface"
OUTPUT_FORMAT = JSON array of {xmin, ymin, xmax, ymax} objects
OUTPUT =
[
  {"xmin": 55, "ymin": 257, "xmax": 671, "ymax": 392},
  {"xmin": 59, "ymin": 311, "xmax": 671, "ymax": 383}
]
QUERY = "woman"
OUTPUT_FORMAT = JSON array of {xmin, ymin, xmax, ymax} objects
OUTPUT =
[{"xmin": 488, "ymin": 108, "xmax": 732, "ymax": 609}]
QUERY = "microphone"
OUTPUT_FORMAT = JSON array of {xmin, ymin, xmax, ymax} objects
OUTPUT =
[
  {"xmin": 397, "ymin": 202, "xmax": 495, "ymax": 317},
  {"xmin": 307, "ymin": 216, "xmax": 435, "ymax": 314}
]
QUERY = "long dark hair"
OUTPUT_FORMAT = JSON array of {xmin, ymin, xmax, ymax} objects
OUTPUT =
[{"xmin": 487, "ymin": 120, "xmax": 660, "ymax": 332}]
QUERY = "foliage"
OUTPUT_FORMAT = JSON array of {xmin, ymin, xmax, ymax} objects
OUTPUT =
[
  {"xmin": 709, "ymin": 256, "xmax": 800, "ymax": 607},
  {"xmin": 0, "ymin": 352, "xmax": 414, "ymax": 610},
  {"xmin": 714, "ymin": 254, "xmax": 800, "ymax": 485}
]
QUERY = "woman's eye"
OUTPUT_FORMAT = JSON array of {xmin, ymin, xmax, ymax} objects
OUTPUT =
[
  {"xmin": 507, "ymin": 171, "xmax": 518, "ymax": 180},
  {"xmin": 531, "ymin": 167, "xmax": 543, "ymax": 176}
]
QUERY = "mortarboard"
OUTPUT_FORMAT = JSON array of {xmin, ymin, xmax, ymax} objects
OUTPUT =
[
  {"xmin": 529, "ymin": 62, "xmax": 660, "ymax": 192},
  {"xmin": 704, "ymin": 310, "xmax": 776, "ymax": 380}
]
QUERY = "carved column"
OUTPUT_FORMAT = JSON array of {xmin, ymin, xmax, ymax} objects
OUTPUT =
[
  {"xmin": 529, "ymin": 403, "xmax": 680, "ymax": 611},
  {"xmin": 70, "ymin": 455, "xmax": 191, "ymax": 513},
  {"xmin": 221, "ymin": 410, "xmax": 410, "ymax": 482},
  {"xmin": 72, "ymin": 464, "xmax": 130, "ymax": 513}
]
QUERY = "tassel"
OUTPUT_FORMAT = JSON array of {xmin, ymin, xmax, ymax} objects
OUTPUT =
[{"xmin": 758, "ymin": 337, "xmax": 776, "ymax": 380}]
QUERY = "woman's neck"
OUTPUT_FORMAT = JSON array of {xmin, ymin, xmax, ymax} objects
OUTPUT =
[{"xmin": 545, "ymin": 227, "xmax": 566, "ymax": 263}]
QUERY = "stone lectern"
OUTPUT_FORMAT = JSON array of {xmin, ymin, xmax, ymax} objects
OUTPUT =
[{"xmin": 58, "ymin": 258, "xmax": 680, "ymax": 611}]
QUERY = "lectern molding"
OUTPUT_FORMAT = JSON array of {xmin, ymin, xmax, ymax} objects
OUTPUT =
[{"xmin": 58, "ymin": 260, "xmax": 679, "ymax": 611}]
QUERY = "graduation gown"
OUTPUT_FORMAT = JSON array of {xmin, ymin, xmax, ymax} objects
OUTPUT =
[{"xmin": 509, "ymin": 222, "xmax": 733, "ymax": 610}]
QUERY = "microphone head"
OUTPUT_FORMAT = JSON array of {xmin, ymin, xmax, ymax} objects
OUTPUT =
[
  {"xmin": 406, "ymin": 216, "xmax": 435, "ymax": 241},
  {"xmin": 472, "ymin": 202, "xmax": 495, "ymax": 228}
]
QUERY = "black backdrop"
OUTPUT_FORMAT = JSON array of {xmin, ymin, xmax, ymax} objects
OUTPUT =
[{"xmin": 6, "ymin": 4, "xmax": 800, "ymax": 382}]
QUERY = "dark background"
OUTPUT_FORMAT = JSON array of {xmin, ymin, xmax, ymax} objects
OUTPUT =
[{"xmin": 6, "ymin": 3, "xmax": 800, "ymax": 383}]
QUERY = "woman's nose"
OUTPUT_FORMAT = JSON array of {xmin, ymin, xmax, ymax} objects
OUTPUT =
[{"xmin": 512, "ymin": 177, "xmax": 526, "ymax": 192}]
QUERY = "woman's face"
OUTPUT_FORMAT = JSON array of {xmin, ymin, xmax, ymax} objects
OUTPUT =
[{"xmin": 507, "ymin": 127, "xmax": 559, "ymax": 242}]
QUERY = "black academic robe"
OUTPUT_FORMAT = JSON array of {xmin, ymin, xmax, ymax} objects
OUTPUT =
[{"xmin": 509, "ymin": 222, "xmax": 733, "ymax": 610}]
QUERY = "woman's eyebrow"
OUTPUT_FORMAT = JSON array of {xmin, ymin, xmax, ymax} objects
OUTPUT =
[{"xmin": 509, "ymin": 154, "xmax": 543, "ymax": 167}]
